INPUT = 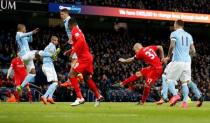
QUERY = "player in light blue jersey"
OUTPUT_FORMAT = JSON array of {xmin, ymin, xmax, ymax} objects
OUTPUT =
[
  {"xmin": 39, "ymin": 36, "xmax": 60, "ymax": 104},
  {"xmin": 163, "ymin": 20, "xmax": 203, "ymax": 108},
  {"xmin": 15, "ymin": 24, "xmax": 39, "ymax": 93},
  {"xmin": 60, "ymin": 8, "xmax": 72, "ymax": 43}
]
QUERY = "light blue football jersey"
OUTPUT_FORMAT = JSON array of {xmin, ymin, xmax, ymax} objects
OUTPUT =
[
  {"xmin": 42, "ymin": 42, "xmax": 56, "ymax": 67},
  {"xmin": 64, "ymin": 16, "xmax": 71, "ymax": 39},
  {"xmin": 170, "ymin": 29, "xmax": 193, "ymax": 62},
  {"xmin": 16, "ymin": 32, "xmax": 33, "ymax": 57}
]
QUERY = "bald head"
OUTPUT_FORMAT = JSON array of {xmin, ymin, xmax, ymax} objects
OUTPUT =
[
  {"xmin": 51, "ymin": 36, "xmax": 59, "ymax": 45},
  {"xmin": 17, "ymin": 24, "xmax": 26, "ymax": 32},
  {"xmin": 133, "ymin": 43, "xmax": 143, "ymax": 53}
]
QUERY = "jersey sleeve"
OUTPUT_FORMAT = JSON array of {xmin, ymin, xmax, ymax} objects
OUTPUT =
[
  {"xmin": 189, "ymin": 34, "xmax": 193, "ymax": 45},
  {"xmin": 134, "ymin": 52, "xmax": 141, "ymax": 60},
  {"xmin": 170, "ymin": 32, "xmax": 176, "ymax": 42},
  {"xmin": 19, "ymin": 32, "xmax": 33, "ymax": 38}
]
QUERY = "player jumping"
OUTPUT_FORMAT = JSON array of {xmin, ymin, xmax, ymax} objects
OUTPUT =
[
  {"xmin": 118, "ymin": 43, "xmax": 164, "ymax": 105},
  {"xmin": 162, "ymin": 20, "xmax": 203, "ymax": 108},
  {"xmin": 40, "ymin": 36, "xmax": 60, "ymax": 105},
  {"xmin": 66, "ymin": 18, "xmax": 103, "ymax": 106},
  {"xmin": 15, "ymin": 24, "xmax": 39, "ymax": 93},
  {"xmin": 59, "ymin": 8, "xmax": 81, "ymax": 87},
  {"xmin": 7, "ymin": 55, "xmax": 32, "ymax": 102}
]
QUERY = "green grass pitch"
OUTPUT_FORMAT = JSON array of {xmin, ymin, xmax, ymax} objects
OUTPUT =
[{"xmin": 0, "ymin": 102, "xmax": 210, "ymax": 123}]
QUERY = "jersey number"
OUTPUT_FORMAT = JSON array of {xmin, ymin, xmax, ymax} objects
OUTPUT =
[
  {"xmin": 182, "ymin": 36, "xmax": 188, "ymax": 46},
  {"xmin": 145, "ymin": 49, "xmax": 156, "ymax": 59}
]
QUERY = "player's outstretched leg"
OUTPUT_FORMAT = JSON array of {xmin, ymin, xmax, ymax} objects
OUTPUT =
[
  {"xmin": 188, "ymin": 81, "xmax": 203, "ymax": 107},
  {"xmin": 168, "ymin": 80, "xmax": 180, "ymax": 106},
  {"xmin": 156, "ymin": 74, "xmax": 169, "ymax": 105},
  {"xmin": 121, "ymin": 74, "xmax": 139, "ymax": 87},
  {"xmin": 181, "ymin": 83, "xmax": 189, "ymax": 108}
]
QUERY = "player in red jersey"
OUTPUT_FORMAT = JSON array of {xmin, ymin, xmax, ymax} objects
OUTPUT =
[
  {"xmin": 7, "ymin": 56, "xmax": 32, "ymax": 102},
  {"xmin": 66, "ymin": 18, "xmax": 103, "ymax": 106},
  {"xmin": 118, "ymin": 43, "xmax": 164, "ymax": 105}
]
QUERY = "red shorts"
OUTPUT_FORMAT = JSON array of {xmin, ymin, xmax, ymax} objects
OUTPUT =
[
  {"xmin": 140, "ymin": 66, "xmax": 163, "ymax": 86},
  {"xmin": 14, "ymin": 75, "xmax": 27, "ymax": 86},
  {"xmin": 73, "ymin": 60, "xmax": 94, "ymax": 75}
]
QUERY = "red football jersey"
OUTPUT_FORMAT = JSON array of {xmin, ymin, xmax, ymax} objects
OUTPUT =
[
  {"xmin": 135, "ymin": 46, "xmax": 162, "ymax": 68},
  {"xmin": 10, "ymin": 57, "xmax": 27, "ymax": 78},
  {"xmin": 71, "ymin": 26, "xmax": 93, "ymax": 62}
]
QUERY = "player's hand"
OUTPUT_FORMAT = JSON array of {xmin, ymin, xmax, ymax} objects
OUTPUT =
[
  {"xmin": 32, "ymin": 28, "xmax": 40, "ymax": 34},
  {"xmin": 162, "ymin": 57, "xmax": 170, "ymax": 64},
  {"xmin": 63, "ymin": 49, "xmax": 72, "ymax": 56},
  {"xmin": 68, "ymin": 39, "xmax": 73, "ymax": 44},
  {"xmin": 118, "ymin": 58, "xmax": 127, "ymax": 63}
]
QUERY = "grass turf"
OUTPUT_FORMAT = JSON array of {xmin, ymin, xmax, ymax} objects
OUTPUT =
[{"xmin": 0, "ymin": 102, "xmax": 210, "ymax": 123}]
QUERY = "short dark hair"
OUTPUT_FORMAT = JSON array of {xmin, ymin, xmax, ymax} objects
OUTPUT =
[
  {"xmin": 175, "ymin": 19, "xmax": 184, "ymax": 27},
  {"xmin": 60, "ymin": 8, "xmax": 69, "ymax": 14},
  {"xmin": 68, "ymin": 17, "xmax": 77, "ymax": 27},
  {"xmin": 17, "ymin": 24, "xmax": 25, "ymax": 31}
]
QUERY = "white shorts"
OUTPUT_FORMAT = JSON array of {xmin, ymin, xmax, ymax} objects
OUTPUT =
[
  {"xmin": 166, "ymin": 61, "xmax": 191, "ymax": 83},
  {"xmin": 42, "ymin": 64, "xmax": 58, "ymax": 82},
  {"xmin": 164, "ymin": 62, "xmax": 178, "ymax": 85},
  {"xmin": 164, "ymin": 62, "xmax": 173, "ymax": 74},
  {"xmin": 21, "ymin": 50, "xmax": 37, "ymax": 72}
]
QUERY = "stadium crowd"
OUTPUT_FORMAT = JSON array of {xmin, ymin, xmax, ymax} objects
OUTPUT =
[
  {"xmin": 0, "ymin": 26, "xmax": 209, "ymax": 102},
  {"xmin": 48, "ymin": 0, "xmax": 210, "ymax": 14}
]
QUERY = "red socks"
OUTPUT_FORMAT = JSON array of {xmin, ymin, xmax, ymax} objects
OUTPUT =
[
  {"xmin": 70, "ymin": 77, "xmax": 83, "ymax": 99},
  {"xmin": 14, "ymin": 90, "xmax": 20, "ymax": 102},
  {"xmin": 122, "ymin": 74, "xmax": 138, "ymax": 86},
  {"xmin": 141, "ymin": 85, "xmax": 151, "ymax": 103},
  {"xmin": 27, "ymin": 91, "xmax": 32, "ymax": 102},
  {"xmin": 87, "ymin": 79, "xmax": 100, "ymax": 99}
]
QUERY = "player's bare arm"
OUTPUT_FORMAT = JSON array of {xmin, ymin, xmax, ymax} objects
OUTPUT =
[
  {"xmin": 163, "ymin": 39, "xmax": 175, "ymax": 64},
  {"xmin": 190, "ymin": 43, "xmax": 196, "ymax": 57},
  {"xmin": 118, "ymin": 57, "xmax": 135, "ymax": 63},
  {"xmin": 6, "ymin": 66, "xmax": 13, "ymax": 79},
  {"xmin": 32, "ymin": 28, "xmax": 39, "ymax": 34},
  {"xmin": 157, "ymin": 45, "xmax": 164, "ymax": 60}
]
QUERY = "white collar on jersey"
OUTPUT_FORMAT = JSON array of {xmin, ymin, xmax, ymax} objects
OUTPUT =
[{"xmin": 64, "ymin": 16, "xmax": 71, "ymax": 22}]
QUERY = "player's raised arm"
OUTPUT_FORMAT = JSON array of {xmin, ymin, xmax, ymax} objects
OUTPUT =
[
  {"xmin": 17, "ymin": 24, "xmax": 39, "ymax": 38},
  {"xmin": 156, "ymin": 45, "xmax": 164, "ymax": 60},
  {"xmin": 118, "ymin": 57, "xmax": 135, "ymax": 63}
]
